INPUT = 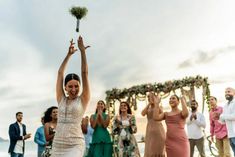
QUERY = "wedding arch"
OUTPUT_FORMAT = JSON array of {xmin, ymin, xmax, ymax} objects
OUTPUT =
[
  {"xmin": 105, "ymin": 75, "xmax": 210, "ymax": 119},
  {"xmin": 105, "ymin": 75, "xmax": 219, "ymax": 156}
]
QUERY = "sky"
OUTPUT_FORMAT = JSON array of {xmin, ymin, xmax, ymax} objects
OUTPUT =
[{"xmin": 1, "ymin": 0, "xmax": 235, "ymax": 139}]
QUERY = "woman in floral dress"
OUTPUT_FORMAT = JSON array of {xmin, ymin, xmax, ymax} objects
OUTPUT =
[{"xmin": 112, "ymin": 101, "xmax": 140, "ymax": 157}]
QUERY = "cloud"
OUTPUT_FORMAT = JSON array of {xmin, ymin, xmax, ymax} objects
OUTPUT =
[
  {"xmin": 0, "ymin": 28, "xmax": 58, "ymax": 138},
  {"xmin": 195, "ymin": 50, "xmax": 217, "ymax": 63},
  {"xmin": 178, "ymin": 46, "xmax": 235, "ymax": 69},
  {"xmin": 178, "ymin": 60, "xmax": 193, "ymax": 69},
  {"xmin": 209, "ymin": 74, "xmax": 235, "ymax": 84},
  {"xmin": 0, "ymin": 41, "xmax": 55, "ymax": 108}
]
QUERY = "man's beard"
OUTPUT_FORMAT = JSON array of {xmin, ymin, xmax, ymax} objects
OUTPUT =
[{"xmin": 225, "ymin": 95, "xmax": 233, "ymax": 101}]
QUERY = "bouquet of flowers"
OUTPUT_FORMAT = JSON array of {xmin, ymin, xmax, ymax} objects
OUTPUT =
[{"xmin": 70, "ymin": 6, "xmax": 88, "ymax": 32}]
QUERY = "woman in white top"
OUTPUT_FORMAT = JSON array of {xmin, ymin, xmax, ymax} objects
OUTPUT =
[
  {"xmin": 112, "ymin": 101, "xmax": 140, "ymax": 157},
  {"xmin": 51, "ymin": 36, "xmax": 90, "ymax": 157}
]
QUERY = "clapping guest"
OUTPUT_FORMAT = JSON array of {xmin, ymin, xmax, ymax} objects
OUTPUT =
[
  {"xmin": 142, "ymin": 92, "xmax": 166, "ymax": 157},
  {"xmin": 220, "ymin": 87, "xmax": 235, "ymax": 156},
  {"xmin": 112, "ymin": 101, "xmax": 140, "ymax": 157},
  {"xmin": 186, "ymin": 100, "xmax": 206, "ymax": 157},
  {"xmin": 8, "ymin": 112, "xmax": 31, "ymax": 157},
  {"xmin": 86, "ymin": 100, "xmax": 112, "ymax": 157},
  {"xmin": 209, "ymin": 96, "xmax": 231, "ymax": 157}
]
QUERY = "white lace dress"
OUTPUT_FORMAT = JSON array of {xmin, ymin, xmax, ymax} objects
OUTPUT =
[{"xmin": 51, "ymin": 96, "xmax": 85, "ymax": 157}]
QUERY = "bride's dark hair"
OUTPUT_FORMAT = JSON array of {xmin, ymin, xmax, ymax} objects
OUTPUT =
[{"xmin": 64, "ymin": 73, "xmax": 80, "ymax": 86}]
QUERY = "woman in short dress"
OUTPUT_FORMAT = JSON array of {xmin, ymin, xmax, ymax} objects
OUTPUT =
[{"xmin": 51, "ymin": 36, "xmax": 90, "ymax": 157}]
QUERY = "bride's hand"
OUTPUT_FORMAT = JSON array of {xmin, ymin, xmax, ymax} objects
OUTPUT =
[
  {"xmin": 77, "ymin": 36, "xmax": 90, "ymax": 52},
  {"xmin": 68, "ymin": 39, "xmax": 77, "ymax": 55}
]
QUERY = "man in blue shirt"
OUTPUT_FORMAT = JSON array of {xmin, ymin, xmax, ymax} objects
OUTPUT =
[
  {"xmin": 34, "ymin": 117, "xmax": 47, "ymax": 157},
  {"xmin": 81, "ymin": 116, "xmax": 94, "ymax": 157}
]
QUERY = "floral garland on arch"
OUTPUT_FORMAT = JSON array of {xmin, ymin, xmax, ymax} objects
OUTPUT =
[{"xmin": 105, "ymin": 75, "xmax": 210, "ymax": 118}]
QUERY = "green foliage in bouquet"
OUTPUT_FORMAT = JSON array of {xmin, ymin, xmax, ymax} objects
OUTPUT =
[{"xmin": 70, "ymin": 6, "xmax": 88, "ymax": 19}]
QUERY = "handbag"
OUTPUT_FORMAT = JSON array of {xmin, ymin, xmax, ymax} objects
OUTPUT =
[{"xmin": 41, "ymin": 146, "xmax": 52, "ymax": 157}]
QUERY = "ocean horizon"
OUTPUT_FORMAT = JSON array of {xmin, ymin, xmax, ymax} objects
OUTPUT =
[
  {"xmin": 0, "ymin": 141, "xmax": 145, "ymax": 157},
  {"xmin": 0, "ymin": 141, "xmax": 37, "ymax": 157},
  {"xmin": 0, "ymin": 140, "xmax": 218, "ymax": 157}
]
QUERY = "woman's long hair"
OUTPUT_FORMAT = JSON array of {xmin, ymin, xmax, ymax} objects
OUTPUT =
[
  {"xmin": 119, "ymin": 101, "xmax": 132, "ymax": 115},
  {"xmin": 44, "ymin": 106, "xmax": 58, "ymax": 123},
  {"xmin": 95, "ymin": 100, "xmax": 106, "ymax": 113}
]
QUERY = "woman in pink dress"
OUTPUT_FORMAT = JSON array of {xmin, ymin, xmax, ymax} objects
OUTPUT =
[{"xmin": 154, "ymin": 94, "xmax": 190, "ymax": 157}]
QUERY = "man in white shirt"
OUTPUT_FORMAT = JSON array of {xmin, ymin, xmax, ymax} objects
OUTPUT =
[
  {"xmin": 8, "ymin": 112, "xmax": 31, "ymax": 157},
  {"xmin": 220, "ymin": 87, "xmax": 235, "ymax": 156},
  {"xmin": 186, "ymin": 100, "xmax": 206, "ymax": 157}
]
